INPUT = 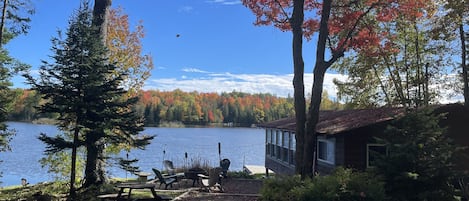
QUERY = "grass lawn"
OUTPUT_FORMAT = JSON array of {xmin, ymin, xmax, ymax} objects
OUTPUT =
[{"xmin": 0, "ymin": 179, "xmax": 182, "ymax": 200}]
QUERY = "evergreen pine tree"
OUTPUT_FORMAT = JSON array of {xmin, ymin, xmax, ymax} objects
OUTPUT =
[
  {"xmin": 374, "ymin": 109, "xmax": 459, "ymax": 201},
  {"xmin": 24, "ymin": 1, "xmax": 152, "ymax": 197},
  {"xmin": 0, "ymin": 59, "xmax": 13, "ymax": 152}
]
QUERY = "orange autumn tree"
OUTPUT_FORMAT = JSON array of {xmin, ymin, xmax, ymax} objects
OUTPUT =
[
  {"xmin": 106, "ymin": 6, "xmax": 154, "ymax": 96},
  {"xmin": 242, "ymin": 0, "xmax": 433, "ymax": 178}
]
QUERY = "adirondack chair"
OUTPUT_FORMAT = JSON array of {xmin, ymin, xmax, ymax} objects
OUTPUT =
[
  {"xmin": 219, "ymin": 158, "xmax": 231, "ymax": 178},
  {"xmin": 152, "ymin": 168, "xmax": 177, "ymax": 189},
  {"xmin": 163, "ymin": 160, "xmax": 176, "ymax": 175},
  {"xmin": 198, "ymin": 167, "xmax": 223, "ymax": 192}
]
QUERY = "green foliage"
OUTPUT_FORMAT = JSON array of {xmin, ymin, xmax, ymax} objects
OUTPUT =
[
  {"xmin": 0, "ymin": 66, "xmax": 14, "ymax": 154},
  {"xmin": 260, "ymin": 168, "xmax": 385, "ymax": 201},
  {"xmin": 117, "ymin": 158, "xmax": 140, "ymax": 174},
  {"xmin": 0, "ymin": 181, "xmax": 67, "ymax": 200},
  {"xmin": 332, "ymin": 12, "xmax": 448, "ymax": 108},
  {"xmin": 0, "ymin": 0, "xmax": 33, "ymax": 185},
  {"xmin": 39, "ymin": 142, "xmax": 85, "ymax": 183},
  {"xmin": 0, "ymin": 0, "xmax": 35, "ymax": 40},
  {"xmin": 374, "ymin": 109, "xmax": 460, "ymax": 201},
  {"xmin": 260, "ymin": 175, "xmax": 303, "ymax": 201},
  {"xmin": 24, "ymin": 1, "xmax": 152, "ymax": 189}
]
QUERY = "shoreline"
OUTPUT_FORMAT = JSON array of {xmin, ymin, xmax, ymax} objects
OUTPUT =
[{"xmin": 8, "ymin": 119, "xmax": 258, "ymax": 129}]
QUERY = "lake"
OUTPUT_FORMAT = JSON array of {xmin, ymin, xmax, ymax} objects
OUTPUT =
[{"xmin": 0, "ymin": 122, "xmax": 265, "ymax": 187}]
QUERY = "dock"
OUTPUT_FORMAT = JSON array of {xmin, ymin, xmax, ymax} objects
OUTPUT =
[{"xmin": 243, "ymin": 165, "xmax": 273, "ymax": 175}]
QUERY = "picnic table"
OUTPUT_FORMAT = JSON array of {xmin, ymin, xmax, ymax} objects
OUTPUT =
[{"xmin": 114, "ymin": 183, "xmax": 170, "ymax": 201}]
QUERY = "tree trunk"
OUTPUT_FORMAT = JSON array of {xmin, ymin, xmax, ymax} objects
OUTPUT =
[
  {"xmin": 85, "ymin": 0, "xmax": 112, "ymax": 186},
  {"xmin": 291, "ymin": 0, "xmax": 306, "ymax": 176},
  {"xmin": 83, "ymin": 131, "xmax": 106, "ymax": 188},
  {"xmin": 0, "ymin": 0, "xmax": 8, "ymax": 47},
  {"xmin": 404, "ymin": 32, "xmax": 411, "ymax": 107},
  {"xmin": 371, "ymin": 64, "xmax": 391, "ymax": 104},
  {"xmin": 303, "ymin": 0, "xmax": 333, "ymax": 178},
  {"xmin": 414, "ymin": 23, "xmax": 422, "ymax": 107},
  {"xmin": 460, "ymin": 23, "xmax": 468, "ymax": 107},
  {"xmin": 68, "ymin": 126, "xmax": 80, "ymax": 200},
  {"xmin": 424, "ymin": 62, "xmax": 429, "ymax": 105},
  {"xmin": 92, "ymin": 0, "xmax": 112, "ymax": 43},
  {"xmin": 304, "ymin": 65, "xmax": 326, "ymax": 178},
  {"xmin": 389, "ymin": 54, "xmax": 407, "ymax": 106}
]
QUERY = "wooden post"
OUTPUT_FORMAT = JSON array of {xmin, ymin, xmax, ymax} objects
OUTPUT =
[{"xmin": 218, "ymin": 142, "xmax": 221, "ymax": 162}]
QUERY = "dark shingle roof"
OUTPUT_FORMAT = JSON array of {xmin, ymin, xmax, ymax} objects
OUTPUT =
[{"xmin": 259, "ymin": 107, "xmax": 405, "ymax": 135}]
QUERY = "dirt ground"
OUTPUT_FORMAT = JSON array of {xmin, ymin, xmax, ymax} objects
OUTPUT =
[{"xmin": 172, "ymin": 178, "xmax": 263, "ymax": 201}]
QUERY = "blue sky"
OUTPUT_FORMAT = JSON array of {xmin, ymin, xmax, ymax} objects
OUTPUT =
[{"xmin": 6, "ymin": 0, "xmax": 346, "ymax": 98}]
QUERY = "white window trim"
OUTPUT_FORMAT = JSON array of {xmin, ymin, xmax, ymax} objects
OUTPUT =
[
  {"xmin": 366, "ymin": 143, "xmax": 386, "ymax": 168},
  {"xmin": 317, "ymin": 138, "xmax": 335, "ymax": 165}
]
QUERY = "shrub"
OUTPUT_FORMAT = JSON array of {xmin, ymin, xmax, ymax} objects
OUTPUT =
[
  {"xmin": 374, "ymin": 109, "xmax": 460, "ymax": 201},
  {"xmin": 260, "ymin": 168, "xmax": 385, "ymax": 201},
  {"xmin": 260, "ymin": 175, "xmax": 304, "ymax": 201}
]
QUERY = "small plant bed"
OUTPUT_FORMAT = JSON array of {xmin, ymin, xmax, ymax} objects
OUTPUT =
[{"xmin": 175, "ymin": 178, "xmax": 263, "ymax": 201}]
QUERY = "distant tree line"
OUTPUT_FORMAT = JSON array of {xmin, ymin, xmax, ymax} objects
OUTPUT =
[{"xmin": 8, "ymin": 88, "xmax": 344, "ymax": 127}]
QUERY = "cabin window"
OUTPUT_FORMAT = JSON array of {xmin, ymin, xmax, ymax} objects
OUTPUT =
[
  {"xmin": 270, "ymin": 129, "xmax": 277, "ymax": 157},
  {"xmin": 266, "ymin": 130, "xmax": 271, "ymax": 155},
  {"xmin": 275, "ymin": 131, "xmax": 281, "ymax": 159},
  {"xmin": 283, "ymin": 132, "xmax": 289, "ymax": 148},
  {"xmin": 291, "ymin": 133, "xmax": 296, "ymax": 151},
  {"xmin": 367, "ymin": 144, "xmax": 387, "ymax": 168},
  {"xmin": 290, "ymin": 133, "xmax": 296, "ymax": 165},
  {"xmin": 276, "ymin": 130, "xmax": 281, "ymax": 146},
  {"xmin": 281, "ymin": 131, "xmax": 289, "ymax": 162},
  {"xmin": 266, "ymin": 130, "xmax": 271, "ymax": 144},
  {"xmin": 317, "ymin": 138, "xmax": 335, "ymax": 164},
  {"xmin": 269, "ymin": 129, "xmax": 275, "ymax": 156}
]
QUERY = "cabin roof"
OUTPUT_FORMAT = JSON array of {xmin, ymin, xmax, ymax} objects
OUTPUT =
[{"xmin": 259, "ymin": 107, "xmax": 406, "ymax": 135}]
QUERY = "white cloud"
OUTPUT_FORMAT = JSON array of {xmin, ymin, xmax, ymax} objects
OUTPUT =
[
  {"xmin": 205, "ymin": 0, "xmax": 241, "ymax": 5},
  {"xmin": 181, "ymin": 67, "xmax": 211, "ymax": 73},
  {"xmin": 144, "ymin": 72, "xmax": 347, "ymax": 98},
  {"xmin": 143, "ymin": 71, "xmax": 465, "ymax": 104}
]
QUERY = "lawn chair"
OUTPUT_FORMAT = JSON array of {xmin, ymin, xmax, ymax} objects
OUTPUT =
[
  {"xmin": 163, "ymin": 160, "xmax": 176, "ymax": 175},
  {"xmin": 219, "ymin": 158, "xmax": 230, "ymax": 178},
  {"xmin": 184, "ymin": 167, "xmax": 207, "ymax": 187},
  {"xmin": 152, "ymin": 168, "xmax": 177, "ymax": 189},
  {"xmin": 198, "ymin": 167, "xmax": 224, "ymax": 192}
]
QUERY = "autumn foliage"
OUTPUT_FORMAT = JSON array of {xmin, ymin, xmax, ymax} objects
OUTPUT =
[
  {"xmin": 106, "ymin": 7, "xmax": 154, "ymax": 95},
  {"xmin": 242, "ymin": 0, "xmax": 434, "ymax": 56},
  {"xmin": 9, "ymin": 89, "xmax": 301, "ymax": 126},
  {"xmin": 243, "ymin": 0, "xmax": 435, "ymax": 177},
  {"xmin": 136, "ymin": 90, "xmax": 296, "ymax": 126}
]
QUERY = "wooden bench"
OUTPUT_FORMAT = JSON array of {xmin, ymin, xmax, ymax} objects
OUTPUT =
[
  {"xmin": 96, "ymin": 193, "xmax": 127, "ymax": 201},
  {"xmin": 97, "ymin": 193, "xmax": 171, "ymax": 201}
]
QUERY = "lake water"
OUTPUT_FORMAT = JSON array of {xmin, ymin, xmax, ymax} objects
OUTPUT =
[{"xmin": 0, "ymin": 122, "xmax": 266, "ymax": 187}]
